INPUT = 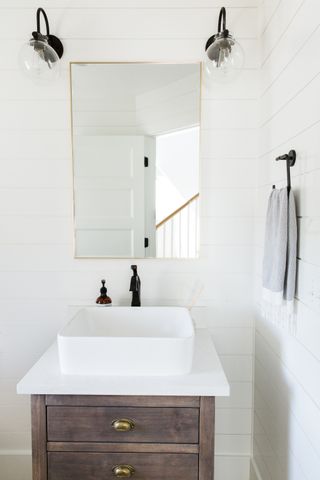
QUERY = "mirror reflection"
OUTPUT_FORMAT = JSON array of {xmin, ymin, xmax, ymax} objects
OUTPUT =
[{"xmin": 71, "ymin": 63, "xmax": 200, "ymax": 258}]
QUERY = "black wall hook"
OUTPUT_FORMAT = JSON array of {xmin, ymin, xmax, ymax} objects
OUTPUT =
[
  {"xmin": 275, "ymin": 149, "xmax": 296, "ymax": 167},
  {"xmin": 273, "ymin": 149, "xmax": 296, "ymax": 193}
]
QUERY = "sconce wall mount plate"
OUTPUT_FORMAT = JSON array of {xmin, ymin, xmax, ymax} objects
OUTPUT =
[{"xmin": 31, "ymin": 30, "xmax": 64, "ymax": 60}]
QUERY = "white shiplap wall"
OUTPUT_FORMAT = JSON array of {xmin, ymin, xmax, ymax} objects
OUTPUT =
[
  {"xmin": 252, "ymin": 1, "xmax": 320, "ymax": 479},
  {"xmin": 0, "ymin": 2, "xmax": 259, "ymax": 480}
]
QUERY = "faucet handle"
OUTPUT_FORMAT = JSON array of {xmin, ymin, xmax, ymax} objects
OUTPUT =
[
  {"xmin": 129, "ymin": 270, "xmax": 139, "ymax": 292},
  {"xmin": 129, "ymin": 265, "xmax": 141, "ymax": 306}
]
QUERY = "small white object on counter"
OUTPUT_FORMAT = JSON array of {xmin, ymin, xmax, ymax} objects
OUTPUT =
[{"xmin": 17, "ymin": 329, "xmax": 229, "ymax": 397}]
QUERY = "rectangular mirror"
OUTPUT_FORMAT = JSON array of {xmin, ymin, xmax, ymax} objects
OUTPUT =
[{"xmin": 71, "ymin": 62, "xmax": 201, "ymax": 258}]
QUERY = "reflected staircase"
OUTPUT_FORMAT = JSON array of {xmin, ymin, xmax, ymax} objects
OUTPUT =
[{"xmin": 156, "ymin": 193, "xmax": 199, "ymax": 258}]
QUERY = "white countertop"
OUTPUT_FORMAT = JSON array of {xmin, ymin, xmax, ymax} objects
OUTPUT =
[{"xmin": 17, "ymin": 329, "xmax": 230, "ymax": 397}]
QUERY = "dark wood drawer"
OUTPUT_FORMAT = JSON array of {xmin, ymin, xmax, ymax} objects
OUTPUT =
[
  {"xmin": 47, "ymin": 406, "xmax": 199, "ymax": 444},
  {"xmin": 48, "ymin": 452, "xmax": 198, "ymax": 480}
]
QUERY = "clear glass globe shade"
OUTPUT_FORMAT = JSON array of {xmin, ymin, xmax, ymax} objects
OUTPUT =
[
  {"xmin": 204, "ymin": 35, "xmax": 244, "ymax": 83},
  {"xmin": 19, "ymin": 39, "xmax": 60, "ymax": 83}
]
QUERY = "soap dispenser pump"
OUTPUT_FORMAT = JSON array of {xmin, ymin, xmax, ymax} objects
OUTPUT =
[{"xmin": 96, "ymin": 279, "xmax": 112, "ymax": 306}]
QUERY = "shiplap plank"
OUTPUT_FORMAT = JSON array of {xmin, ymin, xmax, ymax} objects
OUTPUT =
[
  {"xmin": 215, "ymin": 455, "xmax": 250, "ymax": 480},
  {"xmin": 261, "ymin": 26, "xmax": 320, "ymax": 125},
  {"xmin": 0, "ymin": 456, "xmax": 32, "ymax": 480},
  {"xmin": 254, "ymin": 357, "xmax": 320, "ymax": 479},
  {"xmin": 261, "ymin": 0, "xmax": 304, "ymax": 65},
  {"xmin": 1, "ymin": 8, "xmax": 259, "ymax": 40},
  {"xmin": 0, "ymin": 1, "xmax": 260, "ymax": 8},
  {"xmin": 255, "ymin": 318, "xmax": 320, "ymax": 456},
  {"xmin": 261, "ymin": 0, "xmax": 320, "ymax": 93},
  {"xmin": 216, "ymin": 409, "xmax": 252, "ymax": 435},
  {"xmin": 260, "ymin": 72, "xmax": 320, "ymax": 156}
]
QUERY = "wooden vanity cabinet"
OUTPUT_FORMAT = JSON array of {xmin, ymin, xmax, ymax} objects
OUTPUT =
[{"xmin": 31, "ymin": 394, "xmax": 215, "ymax": 480}]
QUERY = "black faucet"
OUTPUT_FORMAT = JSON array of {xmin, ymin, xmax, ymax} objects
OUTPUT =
[{"xmin": 129, "ymin": 265, "xmax": 141, "ymax": 307}]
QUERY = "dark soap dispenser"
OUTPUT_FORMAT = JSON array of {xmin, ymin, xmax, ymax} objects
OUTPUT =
[{"xmin": 96, "ymin": 279, "xmax": 112, "ymax": 306}]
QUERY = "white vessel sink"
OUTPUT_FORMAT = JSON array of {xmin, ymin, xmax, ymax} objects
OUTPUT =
[{"xmin": 57, "ymin": 307, "xmax": 195, "ymax": 376}]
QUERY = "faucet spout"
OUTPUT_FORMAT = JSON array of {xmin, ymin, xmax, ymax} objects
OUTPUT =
[{"xmin": 129, "ymin": 265, "xmax": 141, "ymax": 307}]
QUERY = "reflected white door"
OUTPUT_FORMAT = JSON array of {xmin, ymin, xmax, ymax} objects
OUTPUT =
[{"xmin": 74, "ymin": 135, "xmax": 145, "ymax": 257}]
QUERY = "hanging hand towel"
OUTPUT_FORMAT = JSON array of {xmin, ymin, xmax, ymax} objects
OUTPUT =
[{"xmin": 262, "ymin": 187, "xmax": 297, "ymax": 332}]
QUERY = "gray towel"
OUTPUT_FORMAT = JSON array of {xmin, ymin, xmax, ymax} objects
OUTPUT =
[{"xmin": 262, "ymin": 188, "xmax": 297, "ymax": 330}]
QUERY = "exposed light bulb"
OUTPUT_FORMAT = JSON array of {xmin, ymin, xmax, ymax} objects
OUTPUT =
[{"xmin": 19, "ymin": 38, "xmax": 60, "ymax": 83}]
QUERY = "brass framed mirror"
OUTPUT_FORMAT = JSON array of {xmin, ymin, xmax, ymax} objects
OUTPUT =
[{"xmin": 70, "ymin": 62, "xmax": 201, "ymax": 259}]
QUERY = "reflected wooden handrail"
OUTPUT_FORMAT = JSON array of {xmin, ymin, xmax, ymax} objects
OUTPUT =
[{"xmin": 156, "ymin": 193, "xmax": 200, "ymax": 229}]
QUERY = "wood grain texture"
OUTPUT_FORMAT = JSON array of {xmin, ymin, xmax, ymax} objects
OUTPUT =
[
  {"xmin": 47, "ymin": 405, "xmax": 199, "ymax": 444},
  {"xmin": 199, "ymin": 397, "xmax": 215, "ymax": 480},
  {"xmin": 45, "ymin": 395, "xmax": 200, "ymax": 408},
  {"xmin": 31, "ymin": 395, "xmax": 47, "ymax": 480},
  {"xmin": 48, "ymin": 452, "xmax": 198, "ymax": 480},
  {"xmin": 47, "ymin": 441, "xmax": 199, "ymax": 454}
]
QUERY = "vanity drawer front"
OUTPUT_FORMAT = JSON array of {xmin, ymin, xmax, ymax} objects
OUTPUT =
[
  {"xmin": 48, "ymin": 452, "xmax": 198, "ymax": 480},
  {"xmin": 47, "ymin": 406, "xmax": 199, "ymax": 444}
]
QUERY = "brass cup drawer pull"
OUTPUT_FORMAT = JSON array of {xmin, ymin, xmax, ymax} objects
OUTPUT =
[
  {"xmin": 112, "ymin": 465, "xmax": 135, "ymax": 477},
  {"xmin": 112, "ymin": 418, "xmax": 135, "ymax": 432}
]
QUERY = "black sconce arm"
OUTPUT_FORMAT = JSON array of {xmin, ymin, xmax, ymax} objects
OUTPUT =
[
  {"xmin": 218, "ymin": 7, "xmax": 227, "ymax": 33},
  {"xmin": 205, "ymin": 6, "xmax": 229, "ymax": 51},
  {"xmin": 36, "ymin": 7, "xmax": 50, "ymax": 37}
]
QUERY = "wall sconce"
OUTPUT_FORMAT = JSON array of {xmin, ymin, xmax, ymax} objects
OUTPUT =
[
  {"xmin": 19, "ymin": 8, "xmax": 64, "ymax": 82},
  {"xmin": 204, "ymin": 7, "xmax": 244, "ymax": 82}
]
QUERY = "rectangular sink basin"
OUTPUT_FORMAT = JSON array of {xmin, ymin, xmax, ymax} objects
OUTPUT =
[{"xmin": 58, "ymin": 307, "xmax": 195, "ymax": 376}]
